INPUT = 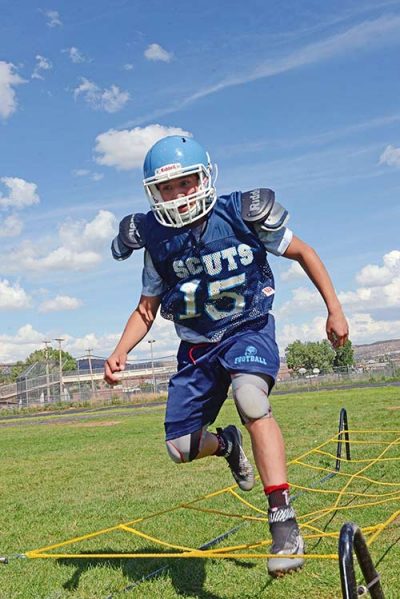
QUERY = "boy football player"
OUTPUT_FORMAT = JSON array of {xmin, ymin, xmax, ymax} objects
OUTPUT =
[{"xmin": 104, "ymin": 135, "xmax": 349, "ymax": 576}]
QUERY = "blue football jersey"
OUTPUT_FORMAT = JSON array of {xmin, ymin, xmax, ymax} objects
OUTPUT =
[{"xmin": 136, "ymin": 192, "xmax": 277, "ymax": 342}]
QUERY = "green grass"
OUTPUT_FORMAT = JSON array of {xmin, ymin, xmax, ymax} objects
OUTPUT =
[{"xmin": 0, "ymin": 386, "xmax": 399, "ymax": 598}]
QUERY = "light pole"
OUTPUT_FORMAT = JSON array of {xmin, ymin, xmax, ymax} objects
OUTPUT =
[
  {"xmin": 86, "ymin": 348, "xmax": 95, "ymax": 396},
  {"xmin": 147, "ymin": 339, "xmax": 156, "ymax": 394},
  {"xmin": 43, "ymin": 340, "xmax": 52, "ymax": 403},
  {"xmin": 54, "ymin": 338, "xmax": 64, "ymax": 401}
]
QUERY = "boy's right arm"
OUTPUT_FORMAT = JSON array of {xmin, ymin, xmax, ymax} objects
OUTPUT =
[{"xmin": 104, "ymin": 294, "xmax": 161, "ymax": 384}]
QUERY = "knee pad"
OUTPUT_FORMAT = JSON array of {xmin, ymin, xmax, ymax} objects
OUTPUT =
[
  {"xmin": 231, "ymin": 372, "xmax": 272, "ymax": 423},
  {"xmin": 166, "ymin": 427, "xmax": 207, "ymax": 463}
]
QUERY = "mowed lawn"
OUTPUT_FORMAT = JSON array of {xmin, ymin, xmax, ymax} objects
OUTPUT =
[{"xmin": 0, "ymin": 386, "xmax": 399, "ymax": 599}]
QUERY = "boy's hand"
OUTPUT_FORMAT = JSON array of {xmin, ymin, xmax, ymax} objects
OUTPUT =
[
  {"xmin": 326, "ymin": 310, "xmax": 349, "ymax": 348},
  {"xmin": 104, "ymin": 351, "xmax": 127, "ymax": 385}
]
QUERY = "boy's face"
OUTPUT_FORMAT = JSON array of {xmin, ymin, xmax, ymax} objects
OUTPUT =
[{"xmin": 157, "ymin": 174, "xmax": 199, "ymax": 214}]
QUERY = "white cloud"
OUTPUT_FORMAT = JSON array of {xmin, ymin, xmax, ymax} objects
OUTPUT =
[
  {"xmin": 14, "ymin": 245, "xmax": 102, "ymax": 272},
  {"xmin": 0, "ymin": 279, "xmax": 31, "ymax": 310},
  {"xmin": 58, "ymin": 210, "xmax": 116, "ymax": 251},
  {"xmin": 39, "ymin": 295, "xmax": 82, "ymax": 313},
  {"xmin": 72, "ymin": 168, "xmax": 104, "ymax": 181},
  {"xmin": 0, "ymin": 210, "xmax": 117, "ymax": 274},
  {"xmin": 277, "ymin": 316, "xmax": 327, "ymax": 353},
  {"xmin": 73, "ymin": 78, "xmax": 129, "ymax": 113},
  {"xmin": 0, "ymin": 61, "xmax": 26, "ymax": 119},
  {"xmin": 132, "ymin": 14, "xmax": 400, "ymax": 124},
  {"xmin": 144, "ymin": 43, "xmax": 173, "ymax": 63},
  {"xmin": 32, "ymin": 55, "xmax": 52, "ymax": 80},
  {"xmin": 277, "ymin": 310, "xmax": 400, "ymax": 354},
  {"xmin": 72, "ymin": 169, "xmax": 90, "ymax": 177},
  {"xmin": 94, "ymin": 124, "xmax": 192, "ymax": 170},
  {"xmin": 66, "ymin": 332, "xmax": 118, "ymax": 356},
  {"xmin": 101, "ymin": 85, "xmax": 130, "ymax": 112},
  {"xmin": 379, "ymin": 144, "xmax": 400, "ymax": 168},
  {"xmin": 0, "ymin": 214, "xmax": 23, "ymax": 237},
  {"xmin": 123, "ymin": 63, "xmax": 134, "ymax": 71},
  {"xmin": 64, "ymin": 47, "xmax": 86, "ymax": 64},
  {"xmin": 277, "ymin": 286, "xmax": 323, "ymax": 317},
  {"xmin": 278, "ymin": 250, "xmax": 400, "ymax": 320},
  {"xmin": 43, "ymin": 9, "xmax": 62, "ymax": 28},
  {"xmin": 356, "ymin": 250, "xmax": 400, "ymax": 286},
  {"xmin": 91, "ymin": 172, "xmax": 104, "ymax": 181},
  {"xmin": 348, "ymin": 312, "xmax": 400, "ymax": 344},
  {"xmin": 0, "ymin": 324, "xmax": 44, "ymax": 362},
  {"xmin": 339, "ymin": 250, "xmax": 400, "ymax": 311},
  {"xmin": 281, "ymin": 261, "xmax": 307, "ymax": 282},
  {"xmin": 73, "ymin": 77, "xmax": 97, "ymax": 101},
  {"xmin": 189, "ymin": 14, "xmax": 400, "ymax": 103},
  {"xmin": 0, "ymin": 177, "xmax": 40, "ymax": 209},
  {"xmin": 0, "ymin": 321, "xmax": 177, "ymax": 362},
  {"xmin": 339, "ymin": 278, "xmax": 400, "ymax": 311},
  {"xmin": 65, "ymin": 317, "xmax": 178, "ymax": 361}
]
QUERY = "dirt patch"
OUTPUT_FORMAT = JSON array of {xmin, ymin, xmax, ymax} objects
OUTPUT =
[
  {"xmin": 386, "ymin": 406, "xmax": 400, "ymax": 410},
  {"xmin": 69, "ymin": 420, "xmax": 121, "ymax": 427}
]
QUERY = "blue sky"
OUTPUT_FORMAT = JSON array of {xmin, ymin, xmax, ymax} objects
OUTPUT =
[{"xmin": 1, "ymin": 0, "xmax": 400, "ymax": 363}]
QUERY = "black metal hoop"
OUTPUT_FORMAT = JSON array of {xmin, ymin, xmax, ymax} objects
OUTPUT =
[
  {"xmin": 336, "ymin": 407, "xmax": 351, "ymax": 471},
  {"xmin": 339, "ymin": 522, "xmax": 384, "ymax": 599}
]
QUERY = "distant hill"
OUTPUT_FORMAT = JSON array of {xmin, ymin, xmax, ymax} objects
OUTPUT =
[{"xmin": 353, "ymin": 339, "xmax": 400, "ymax": 360}]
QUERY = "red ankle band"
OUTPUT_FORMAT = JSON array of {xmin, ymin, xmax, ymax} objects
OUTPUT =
[{"xmin": 264, "ymin": 483, "xmax": 289, "ymax": 496}]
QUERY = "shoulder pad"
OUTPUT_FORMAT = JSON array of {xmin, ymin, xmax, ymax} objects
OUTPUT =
[
  {"xmin": 260, "ymin": 201, "xmax": 289, "ymax": 231},
  {"xmin": 241, "ymin": 188, "xmax": 275, "ymax": 223},
  {"xmin": 111, "ymin": 213, "xmax": 146, "ymax": 261}
]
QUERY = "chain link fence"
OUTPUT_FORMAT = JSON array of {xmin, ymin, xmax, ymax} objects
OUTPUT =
[
  {"xmin": 1, "ymin": 359, "xmax": 399, "ymax": 409},
  {"xmin": 0, "ymin": 357, "xmax": 178, "ymax": 408}
]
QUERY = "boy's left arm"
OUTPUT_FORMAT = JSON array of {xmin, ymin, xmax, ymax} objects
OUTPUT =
[{"xmin": 283, "ymin": 235, "xmax": 349, "ymax": 348}]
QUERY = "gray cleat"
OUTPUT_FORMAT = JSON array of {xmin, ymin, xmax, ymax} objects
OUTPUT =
[
  {"xmin": 267, "ymin": 508, "xmax": 305, "ymax": 577},
  {"xmin": 217, "ymin": 425, "xmax": 255, "ymax": 491}
]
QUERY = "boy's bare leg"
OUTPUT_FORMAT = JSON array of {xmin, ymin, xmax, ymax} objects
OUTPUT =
[
  {"xmin": 245, "ymin": 417, "xmax": 287, "ymax": 487},
  {"xmin": 246, "ymin": 416, "xmax": 305, "ymax": 576}
]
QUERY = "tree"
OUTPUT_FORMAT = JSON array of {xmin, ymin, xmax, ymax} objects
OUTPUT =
[
  {"xmin": 285, "ymin": 339, "xmax": 336, "ymax": 373},
  {"xmin": 24, "ymin": 348, "xmax": 77, "ymax": 371},
  {"xmin": 8, "ymin": 349, "xmax": 77, "ymax": 382},
  {"xmin": 333, "ymin": 339, "xmax": 354, "ymax": 369}
]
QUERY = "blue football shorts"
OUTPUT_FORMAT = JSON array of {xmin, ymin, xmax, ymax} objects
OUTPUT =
[{"xmin": 165, "ymin": 315, "xmax": 280, "ymax": 440}]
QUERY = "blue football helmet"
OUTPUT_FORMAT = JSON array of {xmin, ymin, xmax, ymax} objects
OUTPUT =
[{"xmin": 143, "ymin": 135, "xmax": 218, "ymax": 227}]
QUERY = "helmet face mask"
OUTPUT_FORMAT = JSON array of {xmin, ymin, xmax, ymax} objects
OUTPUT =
[{"xmin": 143, "ymin": 136, "xmax": 218, "ymax": 228}]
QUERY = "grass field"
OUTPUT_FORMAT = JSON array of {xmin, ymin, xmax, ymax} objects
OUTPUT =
[{"xmin": 1, "ymin": 386, "xmax": 399, "ymax": 599}]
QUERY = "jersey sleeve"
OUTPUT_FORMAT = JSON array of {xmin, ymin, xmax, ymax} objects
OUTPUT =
[
  {"xmin": 141, "ymin": 250, "xmax": 168, "ymax": 296},
  {"xmin": 254, "ymin": 224, "xmax": 293, "ymax": 256}
]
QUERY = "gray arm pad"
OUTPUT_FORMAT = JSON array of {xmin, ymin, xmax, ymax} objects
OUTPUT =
[{"xmin": 260, "ymin": 201, "xmax": 289, "ymax": 231}]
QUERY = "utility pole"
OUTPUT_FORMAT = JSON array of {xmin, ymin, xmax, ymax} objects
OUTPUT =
[
  {"xmin": 147, "ymin": 339, "xmax": 156, "ymax": 394},
  {"xmin": 54, "ymin": 338, "xmax": 64, "ymax": 401},
  {"xmin": 43, "ymin": 340, "xmax": 52, "ymax": 402},
  {"xmin": 86, "ymin": 348, "xmax": 95, "ymax": 396}
]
